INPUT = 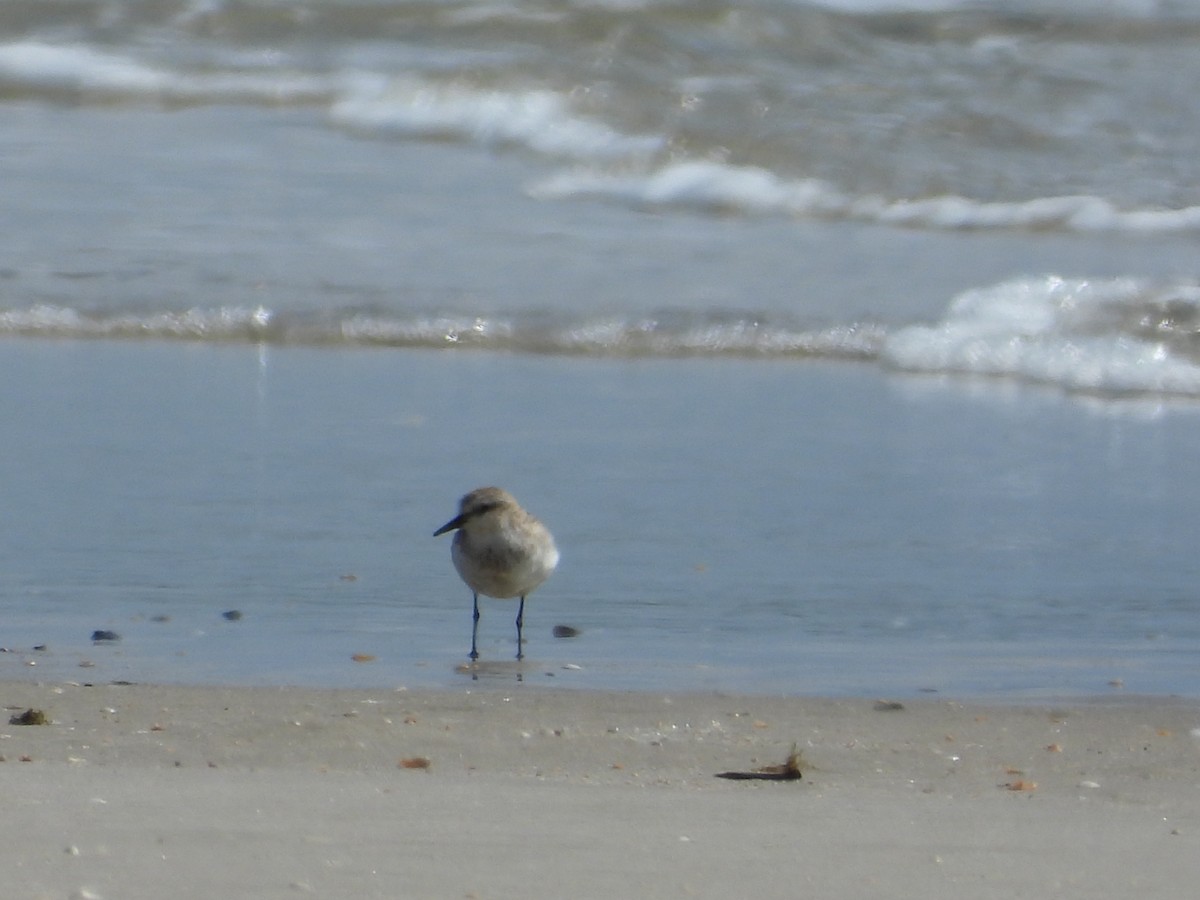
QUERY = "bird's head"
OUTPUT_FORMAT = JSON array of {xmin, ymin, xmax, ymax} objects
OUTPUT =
[{"xmin": 433, "ymin": 486, "xmax": 516, "ymax": 537}]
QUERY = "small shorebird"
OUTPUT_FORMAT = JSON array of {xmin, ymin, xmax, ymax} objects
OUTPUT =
[{"xmin": 434, "ymin": 487, "xmax": 559, "ymax": 660}]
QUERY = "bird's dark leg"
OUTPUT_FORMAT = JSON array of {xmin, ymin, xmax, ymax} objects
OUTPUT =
[
  {"xmin": 469, "ymin": 592, "xmax": 481, "ymax": 660},
  {"xmin": 515, "ymin": 595, "xmax": 525, "ymax": 660}
]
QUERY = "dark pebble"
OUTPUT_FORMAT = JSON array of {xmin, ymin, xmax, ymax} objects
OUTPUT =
[
  {"xmin": 91, "ymin": 630, "xmax": 121, "ymax": 643},
  {"xmin": 222, "ymin": 610, "xmax": 243, "ymax": 621},
  {"xmin": 10, "ymin": 708, "xmax": 49, "ymax": 726},
  {"xmin": 552, "ymin": 625, "xmax": 581, "ymax": 639}
]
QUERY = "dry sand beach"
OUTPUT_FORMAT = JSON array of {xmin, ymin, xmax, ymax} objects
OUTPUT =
[{"xmin": 2, "ymin": 680, "xmax": 1198, "ymax": 900}]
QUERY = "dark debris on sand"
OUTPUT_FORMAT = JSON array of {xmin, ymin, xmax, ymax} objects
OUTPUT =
[{"xmin": 716, "ymin": 744, "xmax": 804, "ymax": 782}]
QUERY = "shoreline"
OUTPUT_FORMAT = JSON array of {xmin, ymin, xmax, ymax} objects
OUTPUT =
[{"xmin": 3, "ymin": 679, "xmax": 1198, "ymax": 898}]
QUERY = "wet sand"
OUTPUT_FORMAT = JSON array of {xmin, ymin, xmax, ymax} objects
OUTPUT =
[{"xmin": 2, "ymin": 680, "xmax": 1198, "ymax": 899}]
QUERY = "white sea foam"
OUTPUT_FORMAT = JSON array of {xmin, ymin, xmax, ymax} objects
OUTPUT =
[
  {"xmin": 330, "ymin": 80, "xmax": 664, "ymax": 162},
  {"xmin": 530, "ymin": 161, "xmax": 847, "ymax": 215},
  {"xmin": 0, "ymin": 41, "xmax": 332, "ymax": 103},
  {"xmin": 0, "ymin": 42, "xmax": 166, "ymax": 93},
  {"xmin": 338, "ymin": 310, "xmax": 882, "ymax": 358},
  {"xmin": 0, "ymin": 40, "xmax": 659, "ymax": 160},
  {"xmin": 0, "ymin": 304, "xmax": 277, "ymax": 340},
  {"xmin": 339, "ymin": 313, "xmax": 514, "ymax": 347},
  {"xmin": 531, "ymin": 162, "xmax": 1200, "ymax": 235},
  {"xmin": 882, "ymin": 277, "xmax": 1200, "ymax": 396},
  {"xmin": 0, "ymin": 302, "xmax": 883, "ymax": 360},
  {"xmin": 551, "ymin": 318, "xmax": 885, "ymax": 358}
]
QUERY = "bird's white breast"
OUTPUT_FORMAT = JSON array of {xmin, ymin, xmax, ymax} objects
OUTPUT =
[{"xmin": 451, "ymin": 517, "xmax": 558, "ymax": 599}]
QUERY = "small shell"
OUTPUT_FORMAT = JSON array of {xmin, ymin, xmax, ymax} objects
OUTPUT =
[{"xmin": 1004, "ymin": 780, "xmax": 1037, "ymax": 792}]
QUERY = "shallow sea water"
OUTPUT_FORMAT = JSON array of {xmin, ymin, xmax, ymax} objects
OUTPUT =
[{"xmin": 4, "ymin": 339, "xmax": 1199, "ymax": 698}]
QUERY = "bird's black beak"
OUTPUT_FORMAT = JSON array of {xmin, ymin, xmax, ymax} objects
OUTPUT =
[{"xmin": 433, "ymin": 514, "xmax": 465, "ymax": 537}]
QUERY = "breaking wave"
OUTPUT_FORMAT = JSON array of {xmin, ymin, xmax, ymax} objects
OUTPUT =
[
  {"xmin": 532, "ymin": 163, "xmax": 1200, "ymax": 235},
  {"xmin": 8, "ymin": 274, "xmax": 1200, "ymax": 398}
]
